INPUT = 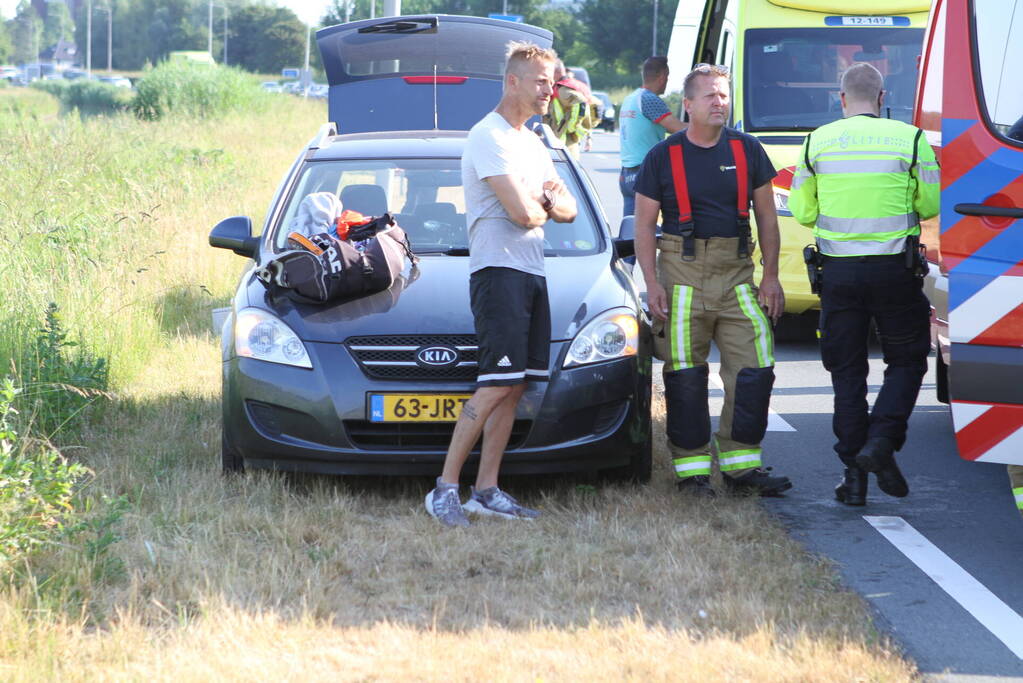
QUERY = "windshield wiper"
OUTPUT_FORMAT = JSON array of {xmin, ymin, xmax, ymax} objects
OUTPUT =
[{"xmin": 358, "ymin": 17, "xmax": 438, "ymax": 34}]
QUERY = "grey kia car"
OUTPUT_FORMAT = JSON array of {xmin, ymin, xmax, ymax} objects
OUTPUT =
[{"xmin": 208, "ymin": 15, "xmax": 652, "ymax": 480}]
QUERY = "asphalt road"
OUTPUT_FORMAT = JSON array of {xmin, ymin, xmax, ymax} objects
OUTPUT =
[{"xmin": 578, "ymin": 130, "xmax": 1023, "ymax": 680}]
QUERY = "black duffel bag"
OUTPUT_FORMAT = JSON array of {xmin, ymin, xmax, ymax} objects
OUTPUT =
[{"xmin": 256, "ymin": 213, "xmax": 418, "ymax": 304}]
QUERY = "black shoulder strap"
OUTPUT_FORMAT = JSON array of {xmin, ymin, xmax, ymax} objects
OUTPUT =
[
  {"xmin": 804, "ymin": 131, "xmax": 815, "ymax": 176},
  {"xmin": 910, "ymin": 127, "xmax": 924, "ymax": 172}
]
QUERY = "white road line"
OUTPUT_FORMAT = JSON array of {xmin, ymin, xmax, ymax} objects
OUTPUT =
[
  {"xmin": 709, "ymin": 371, "xmax": 796, "ymax": 432},
  {"xmin": 864, "ymin": 516, "xmax": 1023, "ymax": 659}
]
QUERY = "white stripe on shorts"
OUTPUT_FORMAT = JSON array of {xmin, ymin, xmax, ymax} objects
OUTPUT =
[{"xmin": 477, "ymin": 371, "xmax": 526, "ymax": 383}]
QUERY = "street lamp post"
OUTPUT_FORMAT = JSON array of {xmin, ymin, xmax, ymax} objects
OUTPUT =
[
  {"xmin": 209, "ymin": 3, "xmax": 228, "ymax": 64},
  {"xmin": 86, "ymin": 0, "xmax": 92, "ymax": 76},
  {"xmin": 94, "ymin": 5, "xmax": 111, "ymax": 73},
  {"xmin": 652, "ymin": 0, "xmax": 659, "ymax": 55}
]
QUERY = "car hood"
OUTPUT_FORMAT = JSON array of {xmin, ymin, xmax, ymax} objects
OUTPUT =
[{"xmin": 245, "ymin": 254, "xmax": 633, "ymax": 343}]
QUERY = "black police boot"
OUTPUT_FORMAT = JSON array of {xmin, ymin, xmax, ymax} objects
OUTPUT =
[
  {"xmin": 855, "ymin": 437, "xmax": 909, "ymax": 498},
  {"xmin": 722, "ymin": 467, "xmax": 792, "ymax": 497},
  {"xmin": 834, "ymin": 467, "xmax": 868, "ymax": 506}
]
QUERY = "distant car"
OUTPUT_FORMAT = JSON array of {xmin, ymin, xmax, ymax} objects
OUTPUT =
[
  {"xmin": 99, "ymin": 76, "xmax": 132, "ymax": 88},
  {"xmin": 1, "ymin": 65, "xmax": 19, "ymax": 81},
  {"xmin": 592, "ymin": 90, "xmax": 615, "ymax": 132},
  {"xmin": 62, "ymin": 68, "xmax": 88, "ymax": 80},
  {"xmin": 308, "ymin": 83, "xmax": 328, "ymax": 99},
  {"xmin": 282, "ymin": 81, "xmax": 303, "ymax": 94},
  {"xmin": 565, "ymin": 66, "xmax": 591, "ymax": 90},
  {"xmin": 261, "ymin": 81, "xmax": 283, "ymax": 93},
  {"xmin": 208, "ymin": 15, "xmax": 653, "ymax": 480}
]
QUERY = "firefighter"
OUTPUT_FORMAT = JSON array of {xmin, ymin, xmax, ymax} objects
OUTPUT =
[
  {"xmin": 789, "ymin": 63, "xmax": 940, "ymax": 505},
  {"xmin": 634, "ymin": 64, "xmax": 791, "ymax": 497},
  {"xmin": 544, "ymin": 61, "xmax": 592, "ymax": 159}
]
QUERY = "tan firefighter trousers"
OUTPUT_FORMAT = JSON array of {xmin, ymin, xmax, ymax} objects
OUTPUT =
[{"xmin": 652, "ymin": 235, "xmax": 776, "ymax": 480}]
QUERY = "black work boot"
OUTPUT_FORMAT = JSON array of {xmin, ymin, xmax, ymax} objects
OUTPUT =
[
  {"xmin": 855, "ymin": 437, "xmax": 909, "ymax": 498},
  {"xmin": 676, "ymin": 475, "xmax": 716, "ymax": 498},
  {"xmin": 722, "ymin": 468, "xmax": 792, "ymax": 497},
  {"xmin": 834, "ymin": 467, "xmax": 868, "ymax": 506}
]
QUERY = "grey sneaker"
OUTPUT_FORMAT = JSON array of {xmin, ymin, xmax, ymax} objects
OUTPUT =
[
  {"xmin": 425, "ymin": 479, "xmax": 470, "ymax": 527},
  {"xmin": 462, "ymin": 486, "xmax": 540, "ymax": 520}
]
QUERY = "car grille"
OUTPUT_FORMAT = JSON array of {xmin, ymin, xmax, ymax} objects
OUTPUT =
[
  {"xmin": 346, "ymin": 334, "xmax": 479, "ymax": 381},
  {"xmin": 344, "ymin": 419, "xmax": 531, "ymax": 451}
]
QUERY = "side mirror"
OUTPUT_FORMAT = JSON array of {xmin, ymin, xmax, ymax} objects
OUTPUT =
[
  {"xmin": 209, "ymin": 216, "xmax": 259, "ymax": 259},
  {"xmin": 613, "ymin": 216, "xmax": 636, "ymax": 260}
]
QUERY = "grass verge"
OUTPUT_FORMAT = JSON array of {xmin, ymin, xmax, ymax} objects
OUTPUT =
[{"xmin": 0, "ymin": 94, "xmax": 914, "ymax": 680}]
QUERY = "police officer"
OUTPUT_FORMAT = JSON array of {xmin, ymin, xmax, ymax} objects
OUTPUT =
[
  {"xmin": 634, "ymin": 64, "xmax": 791, "ymax": 497},
  {"xmin": 789, "ymin": 63, "xmax": 940, "ymax": 505}
]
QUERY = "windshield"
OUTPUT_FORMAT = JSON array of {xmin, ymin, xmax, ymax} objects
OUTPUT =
[
  {"xmin": 743, "ymin": 27, "xmax": 924, "ymax": 131},
  {"xmin": 274, "ymin": 158, "xmax": 601, "ymax": 256}
]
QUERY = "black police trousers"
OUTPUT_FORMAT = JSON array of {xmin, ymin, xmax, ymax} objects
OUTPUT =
[{"xmin": 818, "ymin": 255, "xmax": 930, "ymax": 465}]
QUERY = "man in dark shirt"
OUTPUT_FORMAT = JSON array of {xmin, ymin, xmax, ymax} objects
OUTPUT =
[{"xmin": 633, "ymin": 64, "xmax": 791, "ymax": 497}]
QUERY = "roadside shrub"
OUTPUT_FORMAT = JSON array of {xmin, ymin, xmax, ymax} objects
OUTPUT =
[
  {"xmin": 16, "ymin": 303, "xmax": 110, "ymax": 441},
  {"xmin": 132, "ymin": 60, "xmax": 267, "ymax": 120},
  {"xmin": 63, "ymin": 80, "xmax": 133, "ymax": 117},
  {"xmin": 0, "ymin": 377, "xmax": 90, "ymax": 567},
  {"xmin": 30, "ymin": 79, "xmax": 70, "ymax": 98}
]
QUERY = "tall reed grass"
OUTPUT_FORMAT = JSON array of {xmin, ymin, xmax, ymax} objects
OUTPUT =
[{"xmin": 132, "ymin": 61, "xmax": 270, "ymax": 120}]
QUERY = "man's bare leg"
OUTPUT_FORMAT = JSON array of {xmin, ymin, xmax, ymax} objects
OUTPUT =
[
  {"xmin": 476, "ymin": 384, "xmax": 527, "ymax": 489},
  {"xmin": 440, "ymin": 385, "xmax": 516, "ymax": 484}
]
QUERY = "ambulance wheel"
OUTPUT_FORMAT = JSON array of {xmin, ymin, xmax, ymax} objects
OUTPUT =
[
  {"xmin": 936, "ymin": 352, "xmax": 950, "ymax": 404},
  {"xmin": 221, "ymin": 433, "xmax": 245, "ymax": 474}
]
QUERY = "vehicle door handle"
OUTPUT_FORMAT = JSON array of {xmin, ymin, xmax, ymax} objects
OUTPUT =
[{"xmin": 954, "ymin": 203, "xmax": 1023, "ymax": 218}]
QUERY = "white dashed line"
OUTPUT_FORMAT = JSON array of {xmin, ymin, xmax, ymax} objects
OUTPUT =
[{"xmin": 865, "ymin": 515, "xmax": 1023, "ymax": 659}]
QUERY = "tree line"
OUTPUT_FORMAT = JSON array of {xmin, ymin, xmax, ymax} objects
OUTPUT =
[{"xmin": 1, "ymin": 0, "xmax": 678, "ymax": 88}]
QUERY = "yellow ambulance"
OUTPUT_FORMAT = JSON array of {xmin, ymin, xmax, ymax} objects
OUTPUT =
[{"xmin": 676, "ymin": 0, "xmax": 930, "ymax": 316}]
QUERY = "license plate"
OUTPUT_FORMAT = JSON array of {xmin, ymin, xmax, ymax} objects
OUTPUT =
[{"xmin": 369, "ymin": 394, "xmax": 471, "ymax": 422}]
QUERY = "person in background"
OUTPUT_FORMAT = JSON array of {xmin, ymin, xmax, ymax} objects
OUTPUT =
[
  {"xmin": 619, "ymin": 56, "xmax": 685, "ymax": 217},
  {"xmin": 545, "ymin": 61, "xmax": 593, "ymax": 159}
]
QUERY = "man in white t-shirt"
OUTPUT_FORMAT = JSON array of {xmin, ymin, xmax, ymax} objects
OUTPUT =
[{"xmin": 425, "ymin": 41, "xmax": 578, "ymax": 527}]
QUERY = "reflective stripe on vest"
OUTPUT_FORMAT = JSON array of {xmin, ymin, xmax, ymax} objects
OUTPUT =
[
  {"xmin": 807, "ymin": 118, "xmax": 925, "ymax": 256},
  {"xmin": 1014, "ymin": 486, "xmax": 1023, "ymax": 510}
]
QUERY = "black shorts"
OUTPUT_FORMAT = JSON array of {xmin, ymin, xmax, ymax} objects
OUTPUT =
[{"xmin": 470, "ymin": 267, "xmax": 551, "ymax": 387}]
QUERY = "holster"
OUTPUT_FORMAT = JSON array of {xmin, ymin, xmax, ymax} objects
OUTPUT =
[
  {"xmin": 803, "ymin": 244, "xmax": 824, "ymax": 295},
  {"xmin": 905, "ymin": 235, "xmax": 928, "ymax": 278}
]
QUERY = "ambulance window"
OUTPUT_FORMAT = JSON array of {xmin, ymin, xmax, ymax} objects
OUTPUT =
[
  {"xmin": 973, "ymin": 0, "xmax": 1023, "ymax": 142},
  {"xmin": 917, "ymin": 0, "xmax": 944, "ymax": 136}
]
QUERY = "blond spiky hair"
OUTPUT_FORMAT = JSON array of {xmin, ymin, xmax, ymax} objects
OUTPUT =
[{"xmin": 505, "ymin": 40, "xmax": 558, "ymax": 77}]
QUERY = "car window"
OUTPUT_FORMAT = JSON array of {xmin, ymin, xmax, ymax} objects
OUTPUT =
[
  {"xmin": 744, "ymin": 27, "xmax": 924, "ymax": 131},
  {"xmin": 274, "ymin": 158, "xmax": 601, "ymax": 256},
  {"xmin": 333, "ymin": 21, "xmax": 514, "ymax": 81},
  {"xmin": 973, "ymin": 0, "xmax": 1023, "ymax": 142}
]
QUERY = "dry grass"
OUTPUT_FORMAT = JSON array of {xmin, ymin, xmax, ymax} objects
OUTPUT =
[{"xmin": 1, "ymin": 96, "xmax": 916, "ymax": 680}]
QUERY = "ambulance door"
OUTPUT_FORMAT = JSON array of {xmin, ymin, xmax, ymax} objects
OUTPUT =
[{"xmin": 942, "ymin": 0, "xmax": 1023, "ymax": 464}]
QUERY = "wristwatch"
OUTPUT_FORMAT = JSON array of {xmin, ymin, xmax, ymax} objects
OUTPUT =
[{"xmin": 541, "ymin": 188, "xmax": 556, "ymax": 213}]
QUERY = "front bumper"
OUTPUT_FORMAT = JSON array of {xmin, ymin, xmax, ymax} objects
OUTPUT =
[{"xmin": 223, "ymin": 340, "xmax": 652, "ymax": 476}]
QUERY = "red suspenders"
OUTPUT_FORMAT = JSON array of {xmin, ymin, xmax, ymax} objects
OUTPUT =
[{"xmin": 667, "ymin": 134, "xmax": 752, "ymax": 260}]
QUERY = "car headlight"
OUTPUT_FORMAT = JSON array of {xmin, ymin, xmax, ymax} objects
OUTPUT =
[
  {"xmin": 773, "ymin": 187, "xmax": 792, "ymax": 217},
  {"xmin": 234, "ymin": 307, "xmax": 312, "ymax": 368},
  {"xmin": 606, "ymin": 105, "xmax": 615, "ymax": 117},
  {"xmin": 563, "ymin": 307, "xmax": 639, "ymax": 368}
]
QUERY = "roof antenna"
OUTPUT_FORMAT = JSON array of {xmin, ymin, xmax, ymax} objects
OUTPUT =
[{"xmin": 433, "ymin": 62, "xmax": 439, "ymax": 130}]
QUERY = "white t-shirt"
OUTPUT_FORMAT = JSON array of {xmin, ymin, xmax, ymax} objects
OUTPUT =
[{"xmin": 461, "ymin": 111, "xmax": 558, "ymax": 276}]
